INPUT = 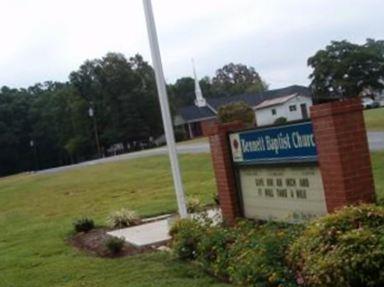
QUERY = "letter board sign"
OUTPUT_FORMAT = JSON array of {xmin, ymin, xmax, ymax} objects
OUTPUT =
[{"xmin": 229, "ymin": 121, "xmax": 317, "ymax": 165}]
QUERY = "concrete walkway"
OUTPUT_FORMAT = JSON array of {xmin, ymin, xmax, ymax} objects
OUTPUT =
[
  {"xmin": 107, "ymin": 209, "xmax": 221, "ymax": 247},
  {"xmin": 108, "ymin": 219, "xmax": 172, "ymax": 247}
]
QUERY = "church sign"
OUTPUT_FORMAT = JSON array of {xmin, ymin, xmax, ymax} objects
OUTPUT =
[
  {"xmin": 207, "ymin": 98, "xmax": 375, "ymax": 225},
  {"xmin": 228, "ymin": 121, "xmax": 327, "ymax": 223},
  {"xmin": 229, "ymin": 121, "xmax": 317, "ymax": 165}
]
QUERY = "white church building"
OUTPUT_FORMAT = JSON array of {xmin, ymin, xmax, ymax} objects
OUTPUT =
[{"xmin": 175, "ymin": 68, "xmax": 313, "ymax": 139}]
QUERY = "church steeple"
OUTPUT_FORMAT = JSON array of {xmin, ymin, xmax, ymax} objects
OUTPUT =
[{"xmin": 192, "ymin": 59, "xmax": 206, "ymax": 107}]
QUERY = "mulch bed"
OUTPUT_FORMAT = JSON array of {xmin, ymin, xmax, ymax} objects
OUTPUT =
[{"xmin": 68, "ymin": 228, "xmax": 167, "ymax": 258}]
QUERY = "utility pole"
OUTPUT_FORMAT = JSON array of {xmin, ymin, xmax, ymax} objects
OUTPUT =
[
  {"xmin": 88, "ymin": 105, "xmax": 102, "ymax": 158},
  {"xmin": 30, "ymin": 140, "xmax": 39, "ymax": 171},
  {"xmin": 142, "ymin": 0, "xmax": 188, "ymax": 218}
]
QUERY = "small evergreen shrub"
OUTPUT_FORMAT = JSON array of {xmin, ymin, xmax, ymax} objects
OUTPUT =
[
  {"xmin": 274, "ymin": 117, "xmax": 287, "ymax": 125},
  {"xmin": 106, "ymin": 208, "xmax": 140, "ymax": 228},
  {"xmin": 104, "ymin": 236, "xmax": 125, "ymax": 254},
  {"xmin": 288, "ymin": 204, "xmax": 384, "ymax": 287},
  {"xmin": 170, "ymin": 219, "xmax": 204, "ymax": 260},
  {"xmin": 73, "ymin": 217, "xmax": 95, "ymax": 233}
]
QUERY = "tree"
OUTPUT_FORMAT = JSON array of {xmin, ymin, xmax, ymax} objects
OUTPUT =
[
  {"xmin": 217, "ymin": 101, "xmax": 255, "ymax": 127},
  {"xmin": 70, "ymin": 53, "xmax": 162, "ymax": 150},
  {"xmin": 308, "ymin": 39, "xmax": 384, "ymax": 103},
  {"xmin": 212, "ymin": 63, "xmax": 268, "ymax": 96}
]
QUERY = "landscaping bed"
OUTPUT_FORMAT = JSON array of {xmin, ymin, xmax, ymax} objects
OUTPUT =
[
  {"xmin": 171, "ymin": 204, "xmax": 384, "ymax": 287},
  {"xmin": 68, "ymin": 228, "xmax": 160, "ymax": 258}
]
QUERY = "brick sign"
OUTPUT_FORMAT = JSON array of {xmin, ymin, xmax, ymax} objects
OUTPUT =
[
  {"xmin": 229, "ymin": 121, "xmax": 326, "ymax": 222},
  {"xmin": 207, "ymin": 98, "xmax": 375, "ymax": 225}
]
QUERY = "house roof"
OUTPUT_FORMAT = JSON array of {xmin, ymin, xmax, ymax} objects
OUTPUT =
[
  {"xmin": 177, "ymin": 105, "xmax": 216, "ymax": 124},
  {"xmin": 177, "ymin": 85, "xmax": 311, "ymax": 124},
  {"xmin": 206, "ymin": 85, "xmax": 311, "ymax": 111},
  {"xmin": 255, "ymin": 93, "xmax": 298, "ymax": 109}
]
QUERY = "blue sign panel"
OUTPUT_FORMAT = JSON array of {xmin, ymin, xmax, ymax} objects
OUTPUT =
[{"xmin": 229, "ymin": 121, "xmax": 317, "ymax": 164}]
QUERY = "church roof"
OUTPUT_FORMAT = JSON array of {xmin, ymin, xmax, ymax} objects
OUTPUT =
[
  {"xmin": 176, "ymin": 85, "xmax": 311, "ymax": 124},
  {"xmin": 177, "ymin": 105, "xmax": 216, "ymax": 123}
]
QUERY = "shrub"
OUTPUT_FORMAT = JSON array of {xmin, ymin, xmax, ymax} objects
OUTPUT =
[
  {"xmin": 218, "ymin": 101, "xmax": 255, "ymax": 127},
  {"xmin": 170, "ymin": 219, "xmax": 204, "ymax": 260},
  {"xmin": 171, "ymin": 218, "xmax": 300, "ymax": 286},
  {"xmin": 106, "ymin": 208, "xmax": 140, "ymax": 229},
  {"xmin": 104, "ymin": 236, "xmax": 125, "ymax": 254},
  {"xmin": 274, "ymin": 117, "xmax": 287, "ymax": 125},
  {"xmin": 187, "ymin": 197, "xmax": 202, "ymax": 213},
  {"xmin": 197, "ymin": 226, "xmax": 234, "ymax": 278},
  {"xmin": 73, "ymin": 217, "xmax": 95, "ymax": 233},
  {"xmin": 287, "ymin": 204, "xmax": 384, "ymax": 287},
  {"xmin": 227, "ymin": 221, "xmax": 300, "ymax": 287}
]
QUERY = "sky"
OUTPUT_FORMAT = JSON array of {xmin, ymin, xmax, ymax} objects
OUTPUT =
[{"xmin": 0, "ymin": 0, "xmax": 383, "ymax": 89}]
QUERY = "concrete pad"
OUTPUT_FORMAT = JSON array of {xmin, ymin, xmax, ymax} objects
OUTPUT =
[
  {"xmin": 107, "ymin": 209, "xmax": 222, "ymax": 247},
  {"xmin": 107, "ymin": 219, "xmax": 171, "ymax": 247}
]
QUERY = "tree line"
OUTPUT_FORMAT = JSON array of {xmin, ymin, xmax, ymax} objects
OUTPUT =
[
  {"xmin": 2, "ymin": 38, "xmax": 383, "ymax": 176},
  {"xmin": 0, "ymin": 53, "xmax": 266, "ymax": 176}
]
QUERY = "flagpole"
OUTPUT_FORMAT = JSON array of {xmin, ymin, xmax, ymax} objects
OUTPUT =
[{"xmin": 142, "ymin": 0, "xmax": 188, "ymax": 218}]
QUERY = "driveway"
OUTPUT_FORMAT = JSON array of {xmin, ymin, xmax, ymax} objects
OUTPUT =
[{"xmin": 36, "ymin": 132, "xmax": 383, "ymax": 175}]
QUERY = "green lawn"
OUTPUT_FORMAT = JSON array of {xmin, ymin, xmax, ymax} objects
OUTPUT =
[
  {"xmin": 0, "ymin": 152, "xmax": 383, "ymax": 286},
  {"xmin": 364, "ymin": 107, "xmax": 384, "ymax": 131},
  {"xmin": 372, "ymin": 152, "xmax": 384, "ymax": 202},
  {"xmin": 0, "ymin": 154, "xmax": 228, "ymax": 287}
]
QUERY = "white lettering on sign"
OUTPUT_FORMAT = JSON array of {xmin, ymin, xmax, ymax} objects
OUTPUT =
[
  {"xmin": 235, "ymin": 132, "xmax": 316, "ymax": 157},
  {"xmin": 239, "ymin": 166, "xmax": 327, "ymax": 223},
  {"xmin": 291, "ymin": 132, "xmax": 316, "ymax": 149}
]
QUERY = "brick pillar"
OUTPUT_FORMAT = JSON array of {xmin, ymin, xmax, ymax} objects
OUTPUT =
[
  {"xmin": 206, "ymin": 121, "xmax": 244, "ymax": 225},
  {"xmin": 311, "ymin": 98, "xmax": 376, "ymax": 212}
]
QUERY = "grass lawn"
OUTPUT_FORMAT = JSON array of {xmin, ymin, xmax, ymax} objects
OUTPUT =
[
  {"xmin": 0, "ymin": 151, "xmax": 383, "ymax": 286},
  {"xmin": 364, "ymin": 107, "xmax": 384, "ymax": 131},
  {"xmin": 0, "ymin": 154, "xmax": 228, "ymax": 287},
  {"xmin": 372, "ymin": 151, "xmax": 384, "ymax": 202}
]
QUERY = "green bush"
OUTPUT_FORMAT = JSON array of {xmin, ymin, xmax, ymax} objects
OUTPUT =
[
  {"xmin": 227, "ymin": 221, "xmax": 300, "ymax": 287},
  {"xmin": 218, "ymin": 101, "xmax": 255, "ymax": 127},
  {"xmin": 106, "ymin": 208, "xmax": 140, "ymax": 229},
  {"xmin": 288, "ymin": 204, "xmax": 384, "ymax": 287},
  {"xmin": 170, "ymin": 219, "xmax": 204, "ymax": 260},
  {"xmin": 274, "ymin": 117, "xmax": 287, "ymax": 125},
  {"xmin": 171, "ymin": 218, "xmax": 300, "ymax": 286},
  {"xmin": 73, "ymin": 217, "xmax": 95, "ymax": 233},
  {"xmin": 197, "ymin": 226, "xmax": 234, "ymax": 279},
  {"xmin": 104, "ymin": 236, "xmax": 125, "ymax": 254}
]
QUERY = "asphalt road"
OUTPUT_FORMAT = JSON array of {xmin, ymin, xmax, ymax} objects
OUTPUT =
[
  {"xmin": 36, "ymin": 132, "xmax": 383, "ymax": 175},
  {"xmin": 36, "ymin": 142, "xmax": 210, "ymax": 175}
]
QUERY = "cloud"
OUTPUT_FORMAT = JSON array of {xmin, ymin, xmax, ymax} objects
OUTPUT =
[{"xmin": 0, "ymin": 0, "xmax": 383, "ymax": 88}]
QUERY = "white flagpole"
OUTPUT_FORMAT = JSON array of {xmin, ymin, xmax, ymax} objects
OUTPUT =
[{"xmin": 142, "ymin": 0, "xmax": 188, "ymax": 218}]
